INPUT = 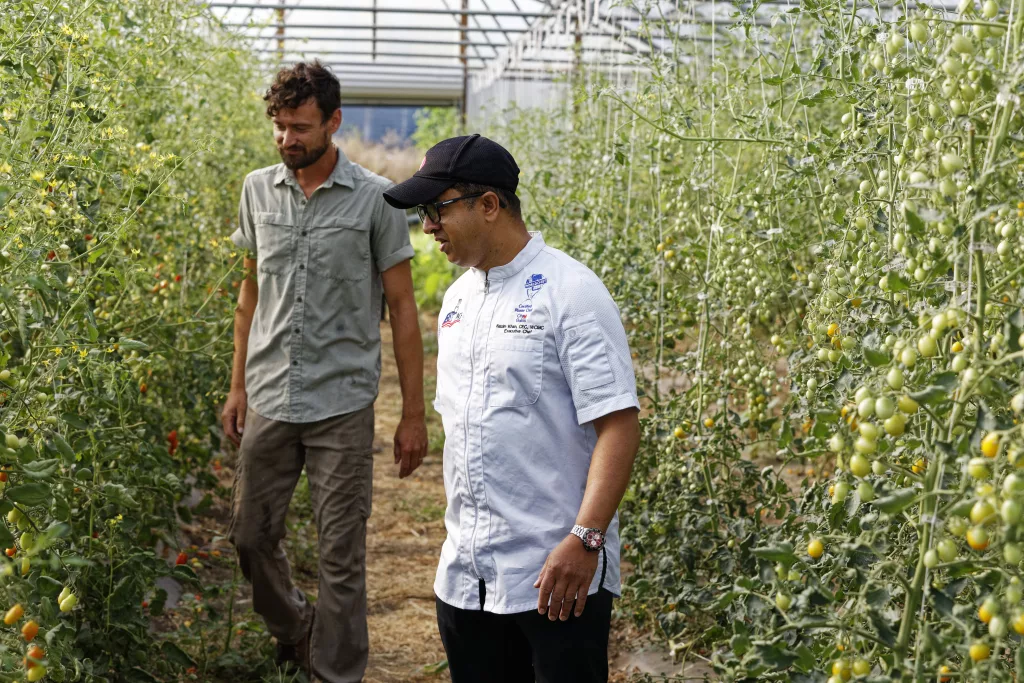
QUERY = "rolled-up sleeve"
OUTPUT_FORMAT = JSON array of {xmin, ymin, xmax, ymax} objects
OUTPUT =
[
  {"xmin": 556, "ymin": 278, "xmax": 641, "ymax": 425},
  {"xmin": 230, "ymin": 177, "xmax": 257, "ymax": 255},
  {"xmin": 371, "ymin": 187, "xmax": 415, "ymax": 272}
]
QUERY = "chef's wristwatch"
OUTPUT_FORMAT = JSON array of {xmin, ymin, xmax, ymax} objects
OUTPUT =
[{"xmin": 571, "ymin": 525, "xmax": 606, "ymax": 552}]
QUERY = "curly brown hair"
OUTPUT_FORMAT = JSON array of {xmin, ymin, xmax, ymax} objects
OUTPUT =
[{"xmin": 264, "ymin": 60, "xmax": 341, "ymax": 122}]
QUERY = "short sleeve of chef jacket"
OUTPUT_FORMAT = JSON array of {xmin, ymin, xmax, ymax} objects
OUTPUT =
[{"xmin": 555, "ymin": 271, "xmax": 641, "ymax": 425}]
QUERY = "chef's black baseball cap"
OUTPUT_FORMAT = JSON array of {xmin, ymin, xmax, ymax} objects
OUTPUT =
[{"xmin": 383, "ymin": 134, "xmax": 520, "ymax": 210}]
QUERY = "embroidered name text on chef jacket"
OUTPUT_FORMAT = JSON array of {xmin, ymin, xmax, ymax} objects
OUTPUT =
[{"xmin": 433, "ymin": 232, "xmax": 641, "ymax": 614}]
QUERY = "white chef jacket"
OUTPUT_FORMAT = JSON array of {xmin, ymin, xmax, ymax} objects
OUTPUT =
[{"xmin": 433, "ymin": 232, "xmax": 641, "ymax": 614}]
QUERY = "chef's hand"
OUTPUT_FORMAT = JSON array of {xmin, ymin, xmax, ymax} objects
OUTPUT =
[{"xmin": 534, "ymin": 535, "xmax": 599, "ymax": 621}]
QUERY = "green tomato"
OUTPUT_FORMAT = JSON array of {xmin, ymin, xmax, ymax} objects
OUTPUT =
[
  {"xmin": 1002, "ymin": 499, "xmax": 1022, "ymax": 525},
  {"xmin": 918, "ymin": 335, "xmax": 938, "ymax": 357},
  {"xmin": 924, "ymin": 548, "xmax": 940, "ymax": 568},
  {"xmin": 938, "ymin": 538, "xmax": 958, "ymax": 562},
  {"xmin": 910, "ymin": 21, "xmax": 929, "ymax": 42},
  {"xmin": 858, "ymin": 397, "xmax": 876, "ymax": 419},
  {"xmin": 875, "ymin": 397, "xmax": 895, "ymax": 419},
  {"xmin": 833, "ymin": 480, "xmax": 851, "ymax": 503},
  {"xmin": 901, "ymin": 348, "xmax": 918, "ymax": 367},
  {"xmin": 850, "ymin": 454, "xmax": 872, "ymax": 478},
  {"xmin": 887, "ymin": 367, "xmax": 904, "ymax": 390},
  {"xmin": 859, "ymin": 422, "xmax": 879, "ymax": 441},
  {"xmin": 952, "ymin": 354, "xmax": 968, "ymax": 372},
  {"xmin": 884, "ymin": 413, "xmax": 907, "ymax": 436},
  {"xmin": 990, "ymin": 615, "xmax": 1009, "ymax": 638},
  {"xmin": 858, "ymin": 481, "xmax": 875, "ymax": 502},
  {"xmin": 1005, "ymin": 542, "xmax": 1023, "ymax": 565},
  {"xmin": 829, "ymin": 434, "xmax": 846, "ymax": 453},
  {"xmin": 952, "ymin": 34, "xmax": 975, "ymax": 54},
  {"xmin": 855, "ymin": 436, "xmax": 878, "ymax": 455},
  {"xmin": 948, "ymin": 516, "xmax": 969, "ymax": 537},
  {"xmin": 971, "ymin": 499, "xmax": 997, "ymax": 525},
  {"xmin": 969, "ymin": 457, "xmax": 992, "ymax": 480},
  {"xmin": 871, "ymin": 460, "xmax": 887, "ymax": 476}
]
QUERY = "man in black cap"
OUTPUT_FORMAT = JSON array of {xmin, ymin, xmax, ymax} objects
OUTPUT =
[{"xmin": 384, "ymin": 135, "xmax": 641, "ymax": 682}]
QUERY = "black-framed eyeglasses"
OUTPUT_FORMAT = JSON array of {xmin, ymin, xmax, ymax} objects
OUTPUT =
[
  {"xmin": 416, "ymin": 192, "xmax": 507, "ymax": 224},
  {"xmin": 415, "ymin": 193, "xmax": 484, "ymax": 224}
]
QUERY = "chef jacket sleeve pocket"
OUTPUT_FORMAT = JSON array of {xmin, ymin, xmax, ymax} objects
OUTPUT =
[{"xmin": 563, "ymin": 314, "xmax": 615, "ymax": 391}]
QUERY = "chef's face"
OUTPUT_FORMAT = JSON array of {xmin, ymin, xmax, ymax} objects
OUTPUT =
[{"xmin": 420, "ymin": 188, "xmax": 501, "ymax": 269}]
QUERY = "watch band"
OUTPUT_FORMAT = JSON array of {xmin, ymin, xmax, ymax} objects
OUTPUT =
[{"xmin": 571, "ymin": 524, "xmax": 606, "ymax": 552}]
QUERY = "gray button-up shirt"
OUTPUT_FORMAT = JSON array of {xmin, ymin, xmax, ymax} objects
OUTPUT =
[{"xmin": 231, "ymin": 147, "xmax": 415, "ymax": 423}]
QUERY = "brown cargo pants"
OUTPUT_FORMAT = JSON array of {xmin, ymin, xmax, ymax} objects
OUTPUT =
[{"xmin": 228, "ymin": 404, "xmax": 375, "ymax": 683}]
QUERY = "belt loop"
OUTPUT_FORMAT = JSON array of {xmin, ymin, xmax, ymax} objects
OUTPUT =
[
  {"xmin": 598, "ymin": 546, "xmax": 608, "ymax": 591},
  {"xmin": 479, "ymin": 578, "xmax": 486, "ymax": 611}
]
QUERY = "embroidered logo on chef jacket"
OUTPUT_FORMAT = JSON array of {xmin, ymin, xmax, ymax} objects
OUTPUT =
[
  {"xmin": 441, "ymin": 300, "xmax": 463, "ymax": 329},
  {"xmin": 524, "ymin": 273, "xmax": 547, "ymax": 297},
  {"xmin": 511, "ymin": 274, "xmax": 548, "ymax": 323}
]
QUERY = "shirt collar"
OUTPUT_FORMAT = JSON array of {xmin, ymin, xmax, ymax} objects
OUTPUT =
[
  {"xmin": 474, "ymin": 232, "xmax": 545, "ymax": 282},
  {"xmin": 273, "ymin": 144, "xmax": 355, "ymax": 190}
]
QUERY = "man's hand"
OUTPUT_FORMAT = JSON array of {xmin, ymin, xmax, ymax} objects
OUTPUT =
[
  {"xmin": 534, "ymin": 534, "xmax": 600, "ymax": 621},
  {"xmin": 221, "ymin": 389, "xmax": 248, "ymax": 446},
  {"xmin": 394, "ymin": 415, "xmax": 428, "ymax": 479}
]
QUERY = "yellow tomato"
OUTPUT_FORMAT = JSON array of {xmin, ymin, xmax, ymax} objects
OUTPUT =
[
  {"xmin": 981, "ymin": 433, "xmax": 1000, "ymax": 458},
  {"xmin": 912, "ymin": 458, "xmax": 926, "ymax": 474},
  {"xmin": 827, "ymin": 323, "xmax": 840, "ymax": 337},
  {"xmin": 1013, "ymin": 612, "xmax": 1024, "ymax": 635},
  {"xmin": 704, "ymin": 417, "xmax": 714, "ymax": 428},
  {"xmin": 673, "ymin": 426, "xmax": 685, "ymax": 439},
  {"xmin": 967, "ymin": 526, "xmax": 990, "ymax": 551},
  {"xmin": 808, "ymin": 539, "xmax": 825, "ymax": 559},
  {"xmin": 969, "ymin": 642, "xmax": 990, "ymax": 662}
]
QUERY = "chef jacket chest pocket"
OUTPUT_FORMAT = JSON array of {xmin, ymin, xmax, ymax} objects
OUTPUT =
[
  {"xmin": 311, "ymin": 218, "xmax": 370, "ymax": 282},
  {"xmin": 486, "ymin": 337, "xmax": 544, "ymax": 408},
  {"xmin": 254, "ymin": 212, "xmax": 294, "ymax": 276}
]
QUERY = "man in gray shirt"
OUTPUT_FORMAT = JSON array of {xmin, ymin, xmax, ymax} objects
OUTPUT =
[{"xmin": 223, "ymin": 61, "xmax": 427, "ymax": 683}]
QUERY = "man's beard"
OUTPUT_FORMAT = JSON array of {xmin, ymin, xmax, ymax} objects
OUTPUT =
[{"xmin": 279, "ymin": 136, "xmax": 330, "ymax": 170}]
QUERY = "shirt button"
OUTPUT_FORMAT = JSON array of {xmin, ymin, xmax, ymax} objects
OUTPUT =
[
  {"xmin": 292, "ymin": 361, "xmax": 298, "ymax": 366},
  {"xmin": 294, "ymin": 329, "xmax": 300, "ymax": 334},
  {"xmin": 299, "ymin": 264, "xmax": 305, "ymax": 270},
  {"xmin": 297, "ymin": 296, "xmax": 303, "ymax": 303},
  {"xmin": 301, "ymin": 231, "xmax": 307, "ymax": 236}
]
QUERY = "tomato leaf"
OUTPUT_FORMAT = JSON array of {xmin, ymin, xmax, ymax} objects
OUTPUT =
[
  {"xmin": 6, "ymin": 483, "xmax": 53, "ymax": 506},
  {"xmin": 19, "ymin": 458, "xmax": 59, "ymax": 480},
  {"xmin": 50, "ymin": 434, "xmax": 75, "ymax": 463},
  {"xmin": 0, "ymin": 525, "xmax": 13, "ymax": 550},
  {"xmin": 116, "ymin": 338, "xmax": 148, "ymax": 350},
  {"xmin": 870, "ymin": 488, "xmax": 918, "ymax": 515},
  {"xmin": 160, "ymin": 641, "xmax": 197, "ymax": 669},
  {"xmin": 909, "ymin": 385, "xmax": 952, "ymax": 406},
  {"xmin": 751, "ymin": 543, "xmax": 798, "ymax": 565},
  {"xmin": 904, "ymin": 206, "xmax": 926, "ymax": 234},
  {"xmin": 863, "ymin": 346, "xmax": 889, "ymax": 367},
  {"xmin": 60, "ymin": 412, "xmax": 89, "ymax": 430}
]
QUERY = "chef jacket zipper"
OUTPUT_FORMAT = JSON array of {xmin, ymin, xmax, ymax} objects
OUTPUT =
[{"xmin": 462, "ymin": 270, "xmax": 489, "ymax": 596}]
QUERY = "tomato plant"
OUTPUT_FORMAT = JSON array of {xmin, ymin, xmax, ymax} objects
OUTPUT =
[
  {"xmin": 1, "ymin": 0, "xmax": 273, "ymax": 678},
  {"xmin": 490, "ymin": 0, "xmax": 1024, "ymax": 677}
]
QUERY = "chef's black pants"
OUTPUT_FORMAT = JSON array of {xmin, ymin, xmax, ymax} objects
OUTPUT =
[{"xmin": 435, "ymin": 588, "xmax": 614, "ymax": 683}]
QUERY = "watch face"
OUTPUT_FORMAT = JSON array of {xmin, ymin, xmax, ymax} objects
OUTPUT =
[{"xmin": 585, "ymin": 529, "xmax": 604, "ymax": 549}]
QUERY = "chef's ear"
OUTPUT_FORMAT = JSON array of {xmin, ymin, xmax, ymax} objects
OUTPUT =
[{"xmin": 480, "ymin": 191, "xmax": 503, "ymax": 222}]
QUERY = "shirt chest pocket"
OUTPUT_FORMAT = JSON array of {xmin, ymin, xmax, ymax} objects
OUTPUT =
[
  {"xmin": 254, "ymin": 212, "xmax": 294, "ymax": 276},
  {"xmin": 486, "ymin": 337, "xmax": 544, "ymax": 408},
  {"xmin": 311, "ymin": 217, "xmax": 370, "ymax": 282}
]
